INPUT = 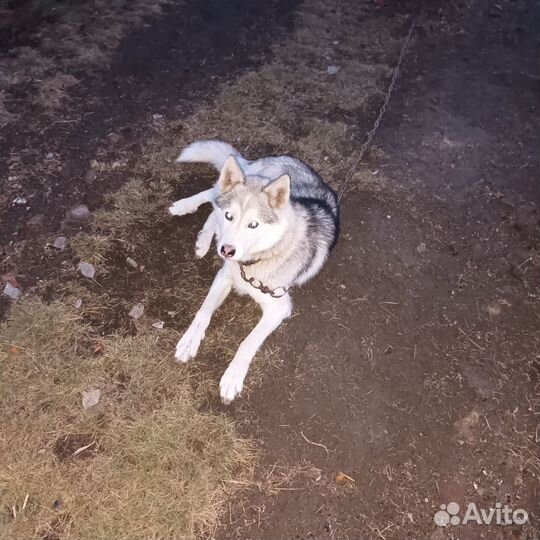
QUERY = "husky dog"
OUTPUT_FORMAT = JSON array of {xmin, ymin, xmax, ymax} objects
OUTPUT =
[{"xmin": 169, "ymin": 140, "xmax": 339, "ymax": 404}]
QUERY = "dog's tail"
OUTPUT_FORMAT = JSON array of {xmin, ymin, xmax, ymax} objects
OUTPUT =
[{"xmin": 176, "ymin": 140, "xmax": 247, "ymax": 171}]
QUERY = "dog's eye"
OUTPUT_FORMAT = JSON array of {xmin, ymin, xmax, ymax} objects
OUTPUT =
[
  {"xmin": 225, "ymin": 211, "xmax": 233, "ymax": 221},
  {"xmin": 248, "ymin": 221, "xmax": 259, "ymax": 229}
]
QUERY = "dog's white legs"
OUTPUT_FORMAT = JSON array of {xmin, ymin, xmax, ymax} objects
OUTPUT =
[
  {"xmin": 175, "ymin": 268, "xmax": 232, "ymax": 362},
  {"xmin": 219, "ymin": 295, "xmax": 292, "ymax": 404},
  {"xmin": 195, "ymin": 210, "xmax": 217, "ymax": 258},
  {"xmin": 168, "ymin": 188, "xmax": 214, "ymax": 216}
]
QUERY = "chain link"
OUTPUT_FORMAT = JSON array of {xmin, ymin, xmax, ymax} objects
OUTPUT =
[
  {"xmin": 239, "ymin": 263, "xmax": 289, "ymax": 298},
  {"xmin": 338, "ymin": 15, "xmax": 417, "ymax": 201}
]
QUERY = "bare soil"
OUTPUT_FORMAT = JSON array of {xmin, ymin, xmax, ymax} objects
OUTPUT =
[{"xmin": 1, "ymin": 0, "xmax": 538, "ymax": 539}]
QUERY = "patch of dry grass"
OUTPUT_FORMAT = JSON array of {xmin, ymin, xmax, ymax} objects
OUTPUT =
[
  {"xmin": 33, "ymin": 73, "xmax": 79, "ymax": 110},
  {"xmin": 0, "ymin": 0, "xmax": 166, "ymax": 123},
  {"xmin": 66, "ymin": 178, "xmax": 174, "ymax": 269},
  {"xmin": 70, "ymin": 233, "xmax": 115, "ymax": 273},
  {"xmin": 0, "ymin": 299, "xmax": 254, "ymax": 539},
  {"xmin": 0, "ymin": 90, "xmax": 15, "ymax": 127},
  {"xmin": 60, "ymin": 281, "xmax": 130, "ymax": 333},
  {"xmin": 92, "ymin": 179, "xmax": 173, "ymax": 240}
]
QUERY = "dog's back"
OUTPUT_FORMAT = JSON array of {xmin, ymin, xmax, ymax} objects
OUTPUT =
[
  {"xmin": 177, "ymin": 140, "xmax": 338, "ymax": 220},
  {"xmin": 244, "ymin": 156, "xmax": 339, "ymax": 223}
]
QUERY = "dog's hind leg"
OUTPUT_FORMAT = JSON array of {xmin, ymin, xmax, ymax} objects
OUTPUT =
[
  {"xmin": 168, "ymin": 188, "xmax": 214, "ymax": 216},
  {"xmin": 219, "ymin": 295, "xmax": 292, "ymax": 404},
  {"xmin": 195, "ymin": 210, "xmax": 217, "ymax": 258},
  {"xmin": 175, "ymin": 268, "xmax": 232, "ymax": 363}
]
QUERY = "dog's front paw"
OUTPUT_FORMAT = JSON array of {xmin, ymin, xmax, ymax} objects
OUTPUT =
[
  {"xmin": 195, "ymin": 230, "xmax": 213, "ymax": 258},
  {"xmin": 169, "ymin": 198, "xmax": 198, "ymax": 217},
  {"xmin": 219, "ymin": 361, "xmax": 249, "ymax": 405},
  {"xmin": 174, "ymin": 321, "xmax": 206, "ymax": 363}
]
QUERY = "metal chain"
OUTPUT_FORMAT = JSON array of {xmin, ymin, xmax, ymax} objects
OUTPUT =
[
  {"xmin": 237, "ymin": 15, "xmax": 417, "ymax": 295},
  {"xmin": 338, "ymin": 15, "xmax": 417, "ymax": 201},
  {"xmin": 239, "ymin": 263, "xmax": 289, "ymax": 298}
]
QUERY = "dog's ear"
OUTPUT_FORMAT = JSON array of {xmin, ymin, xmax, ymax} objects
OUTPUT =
[
  {"xmin": 264, "ymin": 174, "xmax": 290, "ymax": 210},
  {"xmin": 218, "ymin": 156, "xmax": 245, "ymax": 192}
]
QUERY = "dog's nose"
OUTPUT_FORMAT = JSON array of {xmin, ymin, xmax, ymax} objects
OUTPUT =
[{"xmin": 220, "ymin": 244, "xmax": 236, "ymax": 258}]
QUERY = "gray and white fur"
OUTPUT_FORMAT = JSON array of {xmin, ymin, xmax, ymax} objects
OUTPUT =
[{"xmin": 169, "ymin": 140, "xmax": 339, "ymax": 403}]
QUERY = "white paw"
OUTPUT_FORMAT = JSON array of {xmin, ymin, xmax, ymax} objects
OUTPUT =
[
  {"xmin": 169, "ymin": 198, "xmax": 198, "ymax": 217},
  {"xmin": 219, "ymin": 361, "xmax": 249, "ymax": 405},
  {"xmin": 174, "ymin": 319, "xmax": 206, "ymax": 362},
  {"xmin": 195, "ymin": 231, "xmax": 213, "ymax": 258}
]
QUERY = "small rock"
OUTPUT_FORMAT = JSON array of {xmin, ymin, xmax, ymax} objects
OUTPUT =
[
  {"xmin": 0, "ymin": 270, "xmax": 17, "ymax": 284},
  {"xmin": 416, "ymin": 242, "xmax": 427, "ymax": 254},
  {"xmin": 74, "ymin": 298, "xmax": 83, "ymax": 309},
  {"xmin": 152, "ymin": 113, "xmax": 164, "ymax": 121},
  {"xmin": 488, "ymin": 4, "xmax": 502, "ymax": 17},
  {"xmin": 83, "ymin": 168, "xmax": 97, "ymax": 184},
  {"xmin": 26, "ymin": 215, "xmax": 44, "ymax": 238},
  {"xmin": 82, "ymin": 389, "xmax": 101, "ymax": 409},
  {"xmin": 12, "ymin": 196, "xmax": 27, "ymax": 206},
  {"xmin": 27, "ymin": 214, "xmax": 45, "ymax": 228},
  {"xmin": 78, "ymin": 261, "xmax": 96, "ymax": 279},
  {"xmin": 66, "ymin": 204, "xmax": 90, "ymax": 222},
  {"xmin": 486, "ymin": 302, "xmax": 502, "ymax": 317},
  {"xmin": 45, "ymin": 152, "xmax": 54, "ymax": 160},
  {"xmin": 129, "ymin": 303, "xmax": 144, "ymax": 319},
  {"xmin": 336, "ymin": 472, "xmax": 355, "ymax": 485},
  {"xmin": 454, "ymin": 409, "xmax": 480, "ymax": 445},
  {"xmin": 152, "ymin": 321, "xmax": 165, "ymax": 330},
  {"xmin": 53, "ymin": 236, "xmax": 67, "ymax": 251},
  {"xmin": 3, "ymin": 282, "xmax": 22, "ymax": 300},
  {"xmin": 500, "ymin": 195, "xmax": 517, "ymax": 209},
  {"xmin": 327, "ymin": 65, "xmax": 341, "ymax": 75},
  {"xmin": 126, "ymin": 257, "xmax": 138, "ymax": 269}
]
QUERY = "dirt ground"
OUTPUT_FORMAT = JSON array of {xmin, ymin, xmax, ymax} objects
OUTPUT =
[{"xmin": 1, "ymin": 0, "xmax": 538, "ymax": 539}]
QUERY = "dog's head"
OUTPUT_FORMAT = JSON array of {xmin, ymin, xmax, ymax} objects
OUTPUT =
[{"xmin": 214, "ymin": 156, "xmax": 290, "ymax": 261}]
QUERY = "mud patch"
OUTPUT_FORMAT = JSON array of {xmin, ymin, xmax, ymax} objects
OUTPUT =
[{"xmin": 53, "ymin": 433, "xmax": 99, "ymax": 461}]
